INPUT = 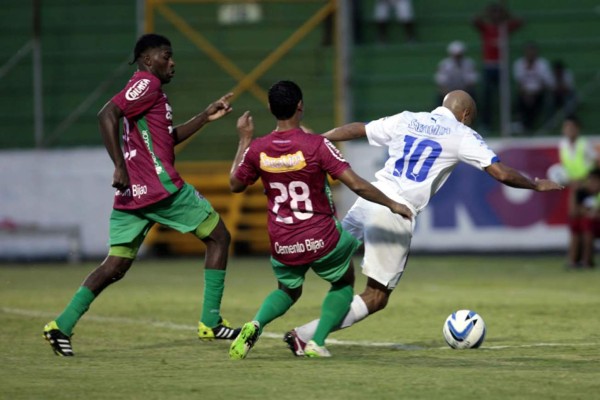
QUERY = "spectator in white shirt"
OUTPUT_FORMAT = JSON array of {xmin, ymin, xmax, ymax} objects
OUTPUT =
[
  {"xmin": 434, "ymin": 40, "xmax": 479, "ymax": 104},
  {"xmin": 374, "ymin": 0, "xmax": 416, "ymax": 43},
  {"xmin": 513, "ymin": 42, "xmax": 554, "ymax": 132}
]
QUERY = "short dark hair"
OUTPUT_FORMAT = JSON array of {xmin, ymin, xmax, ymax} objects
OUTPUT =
[
  {"xmin": 130, "ymin": 33, "xmax": 171, "ymax": 65},
  {"xmin": 564, "ymin": 115, "xmax": 581, "ymax": 127},
  {"xmin": 268, "ymin": 80, "xmax": 303, "ymax": 120}
]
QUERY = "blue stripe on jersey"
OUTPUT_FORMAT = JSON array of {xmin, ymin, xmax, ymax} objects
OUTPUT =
[{"xmin": 491, "ymin": 156, "xmax": 500, "ymax": 164}]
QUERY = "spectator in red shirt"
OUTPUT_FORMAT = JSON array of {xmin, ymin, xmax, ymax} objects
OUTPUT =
[{"xmin": 473, "ymin": 2, "xmax": 523, "ymax": 131}]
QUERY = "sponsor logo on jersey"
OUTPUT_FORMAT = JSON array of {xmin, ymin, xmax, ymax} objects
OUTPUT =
[
  {"xmin": 125, "ymin": 79, "xmax": 151, "ymax": 101},
  {"xmin": 260, "ymin": 151, "xmax": 306, "ymax": 173},
  {"xmin": 274, "ymin": 237, "xmax": 326, "ymax": 255},
  {"xmin": 115, "ymin": 184, "xmax": 148, "ymax": 199},
  {"xmin": 141, "ymin": 129, "xmax": 164, "ymax": 176}
]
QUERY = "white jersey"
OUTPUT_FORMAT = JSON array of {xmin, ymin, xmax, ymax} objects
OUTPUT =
[{"xmin": 366, "ymin": 106, "xmax": 498, "ymax": 214}]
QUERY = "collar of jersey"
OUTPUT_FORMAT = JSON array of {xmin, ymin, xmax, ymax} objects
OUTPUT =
[{"xmin": 431, "ymin": 106, "xmax": 456, "ymax": 121}]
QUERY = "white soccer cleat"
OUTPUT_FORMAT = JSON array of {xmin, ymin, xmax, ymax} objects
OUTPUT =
[{"xmin": 303, "ymin": 340, "xmax": 331, "ymax": 358}]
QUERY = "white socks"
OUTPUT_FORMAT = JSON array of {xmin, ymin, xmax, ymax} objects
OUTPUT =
[{"xmin": 295, "ymin": 294, "xmax": 370, "ymax": 342}]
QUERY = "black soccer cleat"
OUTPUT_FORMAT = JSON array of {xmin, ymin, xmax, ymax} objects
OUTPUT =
[
  {"xmin": 43, "ymin": 321, "xmax": 74, "ymax": 356},
  {"xmin": 198, "ymin": 318, "xmax": 240, "ymax": 341}
]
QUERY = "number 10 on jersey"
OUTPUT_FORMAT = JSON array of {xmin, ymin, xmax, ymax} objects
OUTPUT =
[{"xmin": 393, "ymin": 135, "xmax": 442, "ymax": 182}]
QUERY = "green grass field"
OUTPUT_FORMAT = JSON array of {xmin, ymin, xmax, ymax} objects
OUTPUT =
[{"xmin": 1, "ymin": 256, "xmax": 599, "ymax": 400}]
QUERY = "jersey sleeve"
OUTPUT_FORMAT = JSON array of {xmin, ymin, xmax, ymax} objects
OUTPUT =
[
  {"xmin": 458, "ymin": 128, "xmax": 499, "ymax": 170},
  {"xmin": 233, "ymin": 145, "xmax": 260, "ymax": 185},
  {"xmin": 111, "ymin": 75, "xmax": 162, "ymax": 119},
  {"xmin": 319, "ymin": 138, "xmax": 350, "ymax": 179},
  {"xmin": 365, "ymin": 112, "xmax": 406, "ymax": 147}
]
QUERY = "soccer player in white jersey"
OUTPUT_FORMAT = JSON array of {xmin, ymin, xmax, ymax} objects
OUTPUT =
[{"xmin": 284, "ymin": 90, "xmax": 564, "ymax": 356}]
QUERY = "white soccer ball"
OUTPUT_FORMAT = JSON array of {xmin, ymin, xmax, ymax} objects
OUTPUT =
[{"xmin": 442, "ymin": 310, "xmax": 486, "ymax": 349}]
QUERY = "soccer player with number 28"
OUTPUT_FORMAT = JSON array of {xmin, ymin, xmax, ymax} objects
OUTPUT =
[
  {"xmin": 228, "ymin": 80, "xmax": 413, "ymax": 359},
  {"xmin": 285, "ymin": 90, "xmax": 565, "ymax": 355}
]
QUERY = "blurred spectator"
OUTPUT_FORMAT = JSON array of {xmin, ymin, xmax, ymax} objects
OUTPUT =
[
  {"xmin": 434, "ymin": 40, "xmax": 479, "ymax": 103},
  {"xmin": 374, "ymin": 0, "xmax": 416, "ymax": 44},
  {"xmin": 322, "ymin": 1, "xmax": 363, "ymax": 46},
  {"xmin": 513, "ymin": 42, "xmax": 554, "ymax": 132},
  {"xmin": 472, "ymin": 2, "xmax": 523, "ymax": 131},
  {"xmin": 551, "ymin": 59, "xmax": 577, "ymax": 116},
  {"xmin": 558, "ymin": 116, "xmax": 599, "ymax": 268}
]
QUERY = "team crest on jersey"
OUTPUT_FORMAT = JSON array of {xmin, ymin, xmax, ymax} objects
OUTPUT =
[
  {"xmin": 259, "ymin": 151, "xmax": 306, "ymax": 173},
  {"xmin": 125, "ymin": 79, "xmax": 151, "ymax": 101}
]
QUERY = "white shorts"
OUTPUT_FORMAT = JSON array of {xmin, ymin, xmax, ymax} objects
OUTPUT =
[
  {"xmin": 374, "ymin": 0, "xmax": 414, "ymax": 23},
  {"xmin": 342, "ymin": 194, "xmax": 415, "ymax": 290}
]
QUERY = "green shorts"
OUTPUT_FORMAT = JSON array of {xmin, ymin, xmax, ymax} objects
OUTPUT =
[
  {"xmin": 108, "ymin": 183, "xmax": 219, "ymax": 259},
  {"xmin": 271, "ymin": 228, "xmax": 362, "ymax": 289}
]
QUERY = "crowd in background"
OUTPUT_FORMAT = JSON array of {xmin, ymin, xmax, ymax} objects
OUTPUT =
[{"xmin": 323, "ymin": 1, "xmax": 580, "ymax": 137}]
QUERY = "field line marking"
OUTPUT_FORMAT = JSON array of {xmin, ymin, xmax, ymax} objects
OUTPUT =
[{"xmin": 4, "ymin": 307, "xmax": 598, "ymax": 351}]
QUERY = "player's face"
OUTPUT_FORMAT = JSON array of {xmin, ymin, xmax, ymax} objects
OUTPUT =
[
  {"xmin": 562, "ymin": 120, "xmax": 579, "ymax": 139},
  {"xmin": 149, "ymin": 46, "xmax": 175, "ymax": 84}
]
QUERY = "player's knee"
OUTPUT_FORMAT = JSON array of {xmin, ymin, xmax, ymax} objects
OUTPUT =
[{"xmin": 205, "ymin": 221, "xmax": 231, "ymax": 247}]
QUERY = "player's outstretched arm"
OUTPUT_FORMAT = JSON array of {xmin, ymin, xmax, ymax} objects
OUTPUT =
[
  {"xmin": 98, "ymin": 100, "xmax": 129, "ymax": 191},
  {"xmin": 173, "ymin": 92, "xmax": 234, "ymax": 145},
  {"xmin": 323, "ymin": 122, "xmax": 367, "ymax": 142},
  {"xmin": 485, "ymin": 162, "xmax": 564, "ymax": 192},
  {"xmin": 230, "ymin": 111, "xmax": 254, "ymax": 193},
  {"xmin": 338, "ymin": 168, "xmax": 413, "ymax": 219}
]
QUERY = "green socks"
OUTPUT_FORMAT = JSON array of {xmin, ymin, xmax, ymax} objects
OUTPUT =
[
  {"xmin": 201, "ymin": 269, "xmax": 226, "ymax": 327},
  {"xmin": 312, "ymin": 284, "xmax": 353, "ymax": 346},
  {"xmin": 253, "ymin": 289, "xmax": 293, "ymax": 334},
  {"xmin": 55, "ymin": 286, "xmax": 95, "ymax": 336}
]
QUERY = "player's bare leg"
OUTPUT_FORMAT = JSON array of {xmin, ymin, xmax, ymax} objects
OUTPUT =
[{"xmin": 44, "ymin": 255, "xmax": 133, "ymax": 356}]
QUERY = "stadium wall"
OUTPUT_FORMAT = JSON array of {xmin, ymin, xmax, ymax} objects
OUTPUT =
[{"xmin": 0, "ymin": 149, "xmax": 115, "ymax": 260}]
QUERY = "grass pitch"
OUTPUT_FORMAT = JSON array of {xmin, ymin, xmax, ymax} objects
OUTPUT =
[{"xmin": 1, "ymin": 255, "xmax": 599, "ymax": 400}]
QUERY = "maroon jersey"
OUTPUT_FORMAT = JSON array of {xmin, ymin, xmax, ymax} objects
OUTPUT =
[
  {"xmin": 235, "ymin": 128, "xmax": 350, "ymax": 265},
  {"xmin": 110, "ymin": 70, "xmax": 184, "ymax": 210}
]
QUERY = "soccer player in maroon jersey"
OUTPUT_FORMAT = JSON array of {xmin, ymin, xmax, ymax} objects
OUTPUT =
[
  {"xmin": 227, "ymin": 80, "xmax": 413, "ymax": 358},
  {"xmin": 43, "ymin": 34, "xmax": 238, "ymax": 356}
]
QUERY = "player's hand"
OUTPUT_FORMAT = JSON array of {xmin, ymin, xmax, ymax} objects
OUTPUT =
[
  {"xmin": 237, "ymin": 111, "xmax": 254, "ymax": 140},
  {"xmin": 534, "ymin": 177, "xmax": 565, "ymax": 192},
  {"xmin": 389, "ymin": 202, "xmax": 413, "ymax": 220},
  {"xmin": 112, "ymin": 166, "xmax": 130, "ymax": 192},
  {"xmin": 205, "ymin": 92, "xmax": 233, "ymax": 122}
]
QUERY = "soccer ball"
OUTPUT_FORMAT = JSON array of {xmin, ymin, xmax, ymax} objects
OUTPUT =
[{"xmin": 442, "ymin": 310, "xmax": 486, "ymax": 349}]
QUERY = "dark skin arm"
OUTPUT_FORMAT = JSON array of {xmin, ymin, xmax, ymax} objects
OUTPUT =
[
  {"xmin": 173, "ymin": 93, "xmax": 233, "ymax": 145},
  {"xmin": 323, "ymin": 122, "xmax": 367, "ymax": 142},
  {"xmin": 485, "ymin": 162, "xmax": 564, "ymax": 191},
  {"xmin": 98, "ymin": 93, "xmax": 233, "ymax": 191},
  {"xmin": 98, "ymin": 101, "xmax": 129, "ymax": 192},
  {"xmin": 230, "ymin": 111, "xmax": 253, "ymax": 193},
  {"xmin": 337, "ymin": 168, "xmax": 413, "ymax": 218}
]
